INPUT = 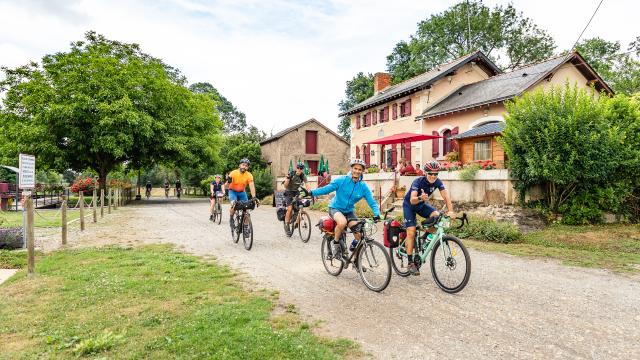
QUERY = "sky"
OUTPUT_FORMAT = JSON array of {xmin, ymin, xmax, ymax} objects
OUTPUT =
[{"xmin": 0, "ymin": 0, "xmax": 638, "ymax": 135}]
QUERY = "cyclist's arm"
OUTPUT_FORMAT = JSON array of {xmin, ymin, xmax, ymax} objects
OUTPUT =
[
  {"xmin": 249, "ymin": 182, "xmax": 256, "ymax": 198},
  {"xmin": 311, "ymin": 177, "xmax": 339, "ymax": 196},
  {"xmin": 440, "ymin": 189, "xmax": 455, "ymax": 217},
  {"xmin": 283, "ymin": 177, "xmax": 290, "ymax": 187},
  {"xmin": 362, "ymin": 185, "xmax": 381, "ymax": 218},
  {"xmin": 409, "ymin": 190, "xmax": 421, "ymax": 205},
  {"xmin": 210, "ymin": 183, "xmax": 214, "ymax": 196}
]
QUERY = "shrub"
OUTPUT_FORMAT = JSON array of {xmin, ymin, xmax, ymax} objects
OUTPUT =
[
  {"xmin": 458, "ymin": 163, "xmax": 481, "ymax": 181},
  {"xmin": 309, "ymin": 199, "xmax": 329, "ymax": 212},
  {"xmin": 0, "ymin": 228, "xmax": 24, "ymax": 249},
  {"xmin": 448, "ymin": 215, "xmax": 521, "ymax": 243},
  {"xmin": 441, "ymin": 161, "xmax": 462, "ymax": 171},
  {"xmin": 445, "ymin": 151, "xmax": 459, "ymax": 162},
  {"xmin": 70, "ymin": 177, "xmax": 96, "ymax": 195},
  {"xmin": 252, "ymin": 168, "xmax": 274, "ymax": 200}
]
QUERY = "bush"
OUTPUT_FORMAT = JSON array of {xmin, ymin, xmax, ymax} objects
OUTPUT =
[
  {"xmin": 0, "ymin": 228, "xmax": 24, "ymax": 249},
  {"xmin": 252, "ymin": 168, "xmax": 274, "ymax": 200},
  {"xmin": 449, "ymin": 215, "xmax": 521, "ymax": 243},
  {"xmin": 458, "ymin": 163, "xmax": 481, "ymax": 181},
  {"xmin": 309, "ymin": 199, "xmax": 329, "ymax": 212},
  {"xmin": 70, "ymin": 177, "xmax": 96, "ymax": 195}
]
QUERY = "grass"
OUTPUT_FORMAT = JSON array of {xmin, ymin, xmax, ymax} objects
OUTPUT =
[
  {"xmin": 0, "ymin": 209, "xmax": 82, "ymax": 228},
  {"xmin": 464, "ymin": 223, "xmax": 640, "ymax": 273},
  {"xmin": 0, "ymin": 245, "xmax": 361, "ymax": 359}
]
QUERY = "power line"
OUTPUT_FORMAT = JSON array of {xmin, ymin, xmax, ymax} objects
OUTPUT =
[{"xmin": 570, "ymin": 0, "xmax": 605, "ymax": 51}]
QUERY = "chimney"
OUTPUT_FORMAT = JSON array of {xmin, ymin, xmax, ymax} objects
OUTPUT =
[{"xmin": 374, "ymin": 72, "xmax": 391, "ymax": 94}]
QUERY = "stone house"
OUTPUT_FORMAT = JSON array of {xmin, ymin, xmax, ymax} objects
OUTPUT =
[
  {"xmin": 260, "ymin": 118, "xmax": 350, "ymax": 176},
  {"xmin": 342, "ymin": 51, "xmax": 612, "ymax": 169}
]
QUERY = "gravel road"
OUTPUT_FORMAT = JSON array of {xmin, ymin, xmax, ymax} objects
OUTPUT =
[{"xmin": 41, "ymin": 198, "xmax": 640, "ymax": 359}]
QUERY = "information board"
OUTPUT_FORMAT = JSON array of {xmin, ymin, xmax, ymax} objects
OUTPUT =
[{"xmin": 18, "ymin": 154, "xmax": 35, "ymax": 189}]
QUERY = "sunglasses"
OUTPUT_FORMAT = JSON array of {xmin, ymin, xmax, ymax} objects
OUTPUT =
[{"xmin": 427, "ymin": 172, "xmax": 439, "ymax": 176}]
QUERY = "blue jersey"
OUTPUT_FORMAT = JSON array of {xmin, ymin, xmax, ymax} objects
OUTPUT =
[
  {"xmin": 403, "ymin": 177, "xmax": 445, "ymax": 204},
  {"xmin": 211, "ymin": 181, "xmax": 224, "ymax": 193}
]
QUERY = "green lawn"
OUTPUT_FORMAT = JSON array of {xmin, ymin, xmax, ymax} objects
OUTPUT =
[
  {"xmin": 465, "ymin": 223, "xmax": 640, "ymax": 273},
  {"xmin": 0, "ymin": 209, "xmax": 82, "ymax": 228},
  {"xmin": 0, "ymin": 245, "xmax": 360, "ymax": 359}
]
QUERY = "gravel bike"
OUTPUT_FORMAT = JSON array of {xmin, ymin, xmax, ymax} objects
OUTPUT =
[
  {"xmin": 210, "ymin": 192, "xmax": 223, "ymax": 225},
  {"xmin": 317, "ymin": 208, "xmax": 393, "ymax": 292},
  {"xmin": 230, "ymin": 199, "xmax": 258, "ymax": 250},
  {"xmin": 389, "ymin": 210, "xmax": 471, "ymax": 293},
  {"xmin": 283, "ymin": 188, "xmax": 313, "ymax": 242}
]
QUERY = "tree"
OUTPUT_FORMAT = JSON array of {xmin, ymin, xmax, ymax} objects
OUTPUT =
[
  {"xmin": 576, "ymin": 37, "xmax": 640, "ymax": 95},
  {"xmin": 0, "ymin": 32, "xmax": 222, "ymax": 190},
  {"xmin": 337, "ymin": 72, "xmax": 374, "ymax": 140},
  {"xmin": 224, "ymin": 141, "xmax": 266, "ymax": 174},
  {"xmin": 189, "ymin": 82, "xmax": 247, "ymax": 133},
  {"xmin": 386, "ymin": 0, "xmax": 556, "ymax": 83},
  {"xmin": 500, "ymin": 84, "xmax": 640, "ymax": 224}
]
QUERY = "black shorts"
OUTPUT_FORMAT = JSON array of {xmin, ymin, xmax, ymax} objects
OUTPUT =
[{"xmin": 284, "ymin": 191, "xmax": 297, "ymax": 206}]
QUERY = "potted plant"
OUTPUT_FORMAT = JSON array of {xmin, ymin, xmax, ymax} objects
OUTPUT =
[{"xmin": 395, "ymin": 185, "xmax": 406, "ymax": 198}]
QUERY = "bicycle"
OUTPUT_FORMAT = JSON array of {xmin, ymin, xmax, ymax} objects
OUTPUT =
[
  {"xmin": 317, "ymin": 208, "xmax": 393, "ymax": 292},
  {"xmin": 176, "ymin": 188, "xmax": 182, "ymax": 199},
  {"xmin": 283, "ymin": 188, "xmax": 313, "ymax": 243},
  {"xmin": 230, "ymin": 199, "xmax": 258, "ymax": 250},
  {"xmin": 164, "ymin": 187, "xmax": 169, "ymax": 198},
  {"xmin": 388, "ymin": 209, "xmax": 471, "ymax": 294},
  {"xmin": 210, "ymin": 192, "xmax": 223, "ymax": 225},
  {"xmin": 145, "ymin": 188, "xmax": 151, "ymax": 199}
]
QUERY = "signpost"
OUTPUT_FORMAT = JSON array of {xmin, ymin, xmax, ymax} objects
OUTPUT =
[
  {"xmin": 19, "ymin": 154, "xmax": 36, "ymax": 273},
  {"xmin": 19, "ymin": 154, "xmax": 36, "ymax": 190}
]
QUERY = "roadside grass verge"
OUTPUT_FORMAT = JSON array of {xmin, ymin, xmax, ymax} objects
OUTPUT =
[
  {"xmin": 462, "ymin": 222, "xmax": 640, "ymax": 273},
  {"xmin": 0, "ymin": 245, "xmax": 360, "ymax": 359},
  {"xmin": 1, "ymin": 209, "xmax": 82, "ymax": 228}
]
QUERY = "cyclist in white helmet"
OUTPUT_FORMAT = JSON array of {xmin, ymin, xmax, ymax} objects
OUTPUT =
[{"xmin": 310, "ymin": 158, "xmax": 380, "ymax": 259}]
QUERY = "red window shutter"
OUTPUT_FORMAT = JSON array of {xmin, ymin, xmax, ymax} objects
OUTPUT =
[
  {"xmin": 405, "ymin": 143, "xmax": 412, "ymax": 164},
  {"xmin": 391, "ymin": 145, "xmax": 397, "ymax": 167},
  {"xmin": 392, "ymin": 104, "xmax": 397, "ymax": 119},
  {"xmin": 305, "ymin": 130, "xmax": 318, "ymax": 154},
  {"xmin": 365, "ymin": 112, "xmax": 371, "ymax": 127},
  {"xmin": 372, "ymin": 111, "xmax": 377, "ymax": 125},
  {"xmin": 432, "ymin": 131, "xmax": 439, "ymax": 158},
  {"xmin": 355, "ymin": 145, "xmax": 360, "ymax": 159},
  {"xmin": 364, "ymin": 145, "xmax": 370, "ymax": 166},
  {"xmin": 406, "ymin": 99, "xmax": 412, "ymax": 116},
  {"xmin": 355, "ymin": 115, "xmax": 360, "ymax": 129},
  {"xmin": 451, "ymin": 126, "xmax": 459, "ymax": 151},
  {"xmin": 380, "ymin": 144, "xmax": 385, "ymax": 165}
]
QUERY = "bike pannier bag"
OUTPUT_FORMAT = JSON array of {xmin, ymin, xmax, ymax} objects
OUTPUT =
[{"xmin": 276, "ymin": 206, "xmax": 286, "ymax": 221}]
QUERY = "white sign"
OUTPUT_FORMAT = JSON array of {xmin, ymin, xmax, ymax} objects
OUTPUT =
[{"xmin": 19, "ymin": 154, "xmax": 36, "ymax": 189}]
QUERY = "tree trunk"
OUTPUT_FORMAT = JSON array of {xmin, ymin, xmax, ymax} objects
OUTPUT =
[{"xmin": 99, "ymin": 171, "xmax": 108, "ymax": 192}]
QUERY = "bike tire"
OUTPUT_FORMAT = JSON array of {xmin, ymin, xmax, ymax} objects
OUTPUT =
[
  {"xmin": 430, "ymin": 235, "xmax": 471, "ymax": 294},
  {"xmin": 321, "ymin": 236, "xmax": 343, "ymax": 276},
  {"xmin": 389, "ymin": 245, "xmax": 411, "ymax": 277},
  {"xmin": 232, "ymin": 214, "xmax": 241, "ymax": 243},
  {"xmin": 243, "ymin": 214, "xmax": 253, "ymax": 250},
  {"xmin": 357, "ymin": 240, "xmax": 392, "ymax": 292},
  {"xmin": 298, "ymin": 211, "xmax": 311, "ymax": 243},
  {"xmin": 216, "ymin": 203, "xmax": 222, "ymax": 225}
]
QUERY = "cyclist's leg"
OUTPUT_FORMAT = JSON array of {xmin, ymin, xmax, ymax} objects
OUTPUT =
[
  {"xmin": 209, "ymin": 196, "xmax": 215, "ymax": 214},
  {"xmin": 228, "ymin": 190, "xmax": 239, "ymax": 218},
  {"xmin": 284, "ymin": 195, "xmax": 294, "ymax": 223},
  {"xmin": 345, "ymin": 212, "xmax": 361, "ymax": 241},
  {"xmin": 329, "ymin": 209, "xmax": 347, "ymax": 243},
  {"xmin": 403, "ymin": 203, "xmax": 419, "ymax": 258}
]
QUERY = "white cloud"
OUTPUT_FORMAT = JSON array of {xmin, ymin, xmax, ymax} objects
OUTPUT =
[{"xmin": 1, "ymin": 0, "xmax": 638, "ymax": 134}]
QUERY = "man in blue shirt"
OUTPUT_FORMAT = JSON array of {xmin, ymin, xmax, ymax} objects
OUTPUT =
[
  {"xmin": 403, "ymin": 160, "xmax": 455, "ymax": 275},
  {"xmin": 311, "ymin": 159, "xmax": 381, "ymax": 259}
]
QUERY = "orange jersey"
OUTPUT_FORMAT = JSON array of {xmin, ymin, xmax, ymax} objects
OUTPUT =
[{"xmin": 227, "ymin": 169, "xmax": 253, "ymax": 192}]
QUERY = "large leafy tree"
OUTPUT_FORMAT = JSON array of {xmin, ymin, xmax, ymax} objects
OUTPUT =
[
  {"xmin": 189, "ymin": 82, "xmax": 247, "ymax": 133},
  {"xmin": 386, "ymin": 0, "xmax": 555, "ymax": 83},
  {"xmin": 576, "ymin": 37, "xmax": 640, "ymax": 95},
  {"xmin": 337, "ymin": 72, "xmax": 374, "ymax": 140},
  {"xmin": 0, "ymin": 31, "xmax": 222, "ymax": 189}
]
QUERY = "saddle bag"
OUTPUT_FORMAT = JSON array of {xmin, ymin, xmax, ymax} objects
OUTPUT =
[{"xmin": 383, "ymin": 219, "xmax": 406, "ymax": 248}]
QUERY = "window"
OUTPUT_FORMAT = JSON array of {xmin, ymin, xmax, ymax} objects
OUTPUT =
[
  {"xmin": 355, "ymin": 115, "xmax": 360, "ymax": 129},
  {"xmin": 473, "ymin": 139, "xmax": 491, "ymax": 160},
  {"xmin": 379, "ymin": 107, "xmax": 389, "ymax": 122},
  {"xmin": 442, "ymin": 129, "xmax": 452, "ymax": 155},
  {"xmin": 305, "ymin": 130, "xmax": 318, "ymax": 154},
  {"xmin": 400, "ymin": 99, "xmax": 412, "ymax": 117},
  {"xmin": 392, "ymin": 103, "xmax": 398, "ymax": 120}
]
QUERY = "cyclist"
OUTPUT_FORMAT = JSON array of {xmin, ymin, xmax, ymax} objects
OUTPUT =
[
  {"xmin": 209, "ymin": 174, "xmax": 225, "ymax": 220},
  {"xmin": 164, "ymin": 179, "xmax": 170, "ymax": 197},
  {"xmin": 145, "ymin": 181, "xmax": 152, "ymax": 197},
  {"xmin": 311, "ymin": 159, "xmax": 380, "ymax": 259},
  {"xmin": 175, "ymin": 179, "xmax": 182, "ymax": 198},
  {"xmin": 283, "ymin": 162, "xmax": 310, "ymax": 235},
  {"xmin": 226, "ymin": 158, "xmax": 257, "ymax": 230},
  {"xmin": 403, "ymin": 160, "xmax": 455, "ymax": 275}
]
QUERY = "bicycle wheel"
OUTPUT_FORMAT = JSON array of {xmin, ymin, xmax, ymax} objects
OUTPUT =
[
  {"xmin": 216, "ymin": 203, "xmax": 222, "ymax": 225},
  {"xmin": 430, "ymin": 235, "xmax": 471, "ymax": 294},
  {"xmin": 212, "ymin": 211, "xmax": 217, "ymax": 223},
  {"xmin": 357, "ymin": 240, "xmax": 392, "ymax": 292},
  {"xmin": 298, "ymin": 211, "xmax": 311, "ymax": 243},
  {"xmin": 232, "ymin": 213, "xmax": 241, "ymax": 243},
  {"xmin": 321, "ymin": 235, "xmax": 343, "ymax": 276},
  {"xmin": 242, "ymin": 214, "xmax": 253, "ymax": 250},
  {"xmin": 389, "ymin": 243, "xmax": 411, "ymax": 277}
]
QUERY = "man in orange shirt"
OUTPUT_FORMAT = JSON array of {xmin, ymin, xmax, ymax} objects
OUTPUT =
[{"xmin": 226, "ymin": 158, "xmax": 257, "ymax": 228}]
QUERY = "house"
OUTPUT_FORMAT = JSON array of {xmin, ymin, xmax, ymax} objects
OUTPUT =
[
  {"xmin": 260, "ymin": 118, "xmax": 350, "ymax": 176},
  {"xmin": 342, "ymin": 51, "xmax": 612, "ymax": 169}
]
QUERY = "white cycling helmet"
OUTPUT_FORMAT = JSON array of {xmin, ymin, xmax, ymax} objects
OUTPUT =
[{"xmin": 350, "ymin": 158, "xmax": 366, "ymax": 168}]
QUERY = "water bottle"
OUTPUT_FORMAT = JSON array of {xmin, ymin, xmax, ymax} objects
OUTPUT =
[
  {"xmin": 426, "ymin": 233, "xmax": 434, "ymax": 242},
  {"xmin": 349, "ymin": 239, "xmax": 359, "ymax": 252}
]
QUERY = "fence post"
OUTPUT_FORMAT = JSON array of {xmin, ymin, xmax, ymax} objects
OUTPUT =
[
  {"xmin": 61, "ymin": 195, "xmax": 67, "ymax": 246},
  {"xmin": 79, "ymin": 192, "xmax": 85, "ymax": 231},
  {"xmin": 114, "ymin": 189, "xmax": 119, "ymax": 210},
  {"xmin": 108, "ymin": 188, "xmax": 112, "ymax": 214},
  {"xmin": 92, "ymin": 189, "xmax": 97, "ymax": 223},
  {"xmin": 26, "ymin": 196, "xmax": 35, "ymax": 278},
  {"xmin": 100, "ymin": 189, "xmax": 105, "ymax": 218}
]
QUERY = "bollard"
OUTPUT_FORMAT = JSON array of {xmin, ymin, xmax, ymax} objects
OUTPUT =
[
  {"xmin": 100, "ymin": 188, "xmax": 105, "ymax": 218},
  {"xmin": 108, "ymin": 188, "xmax": 112, "ymax": 214},
  {"xmin": 61, "ymin": 195, "xmax": 67, "ymax": 246},
  {"xmin": 92, "ymin": 189, "xmax": 97, "ymax": 223},
  {"xmin": 79, "ymin": 192, "xmax": 85, "ymax": 231},
  {"xmin": 26, "ymin": 196, "xmax": 35, "ymax": 277}
]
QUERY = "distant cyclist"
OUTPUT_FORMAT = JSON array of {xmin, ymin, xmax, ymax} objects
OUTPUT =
[
  {"xmin": 145, "ymin": 181, "xmax": 152, "ymax": 198},
  {"xmin": 209, "ymin": 174, "xmax": 225, "ymax": 220},
  {"xmin": 283, "ymin": 162, "xmax": 311, "ymax": 235},
  {"xmin": 164, "ymin": 179, "xmax": 170, "ymax": 198},
  {"xmin": 226, "ymin": 158, "xmax": 257, "ymax": 230},
  {"xmin": 175, "ymin": 179, "xmax": 182, "ymax": 198}
]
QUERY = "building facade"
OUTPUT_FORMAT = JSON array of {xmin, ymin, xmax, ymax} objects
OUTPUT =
[{"xmin": 260, "ymin": 118, "xmax": 350, "ymax": 176}]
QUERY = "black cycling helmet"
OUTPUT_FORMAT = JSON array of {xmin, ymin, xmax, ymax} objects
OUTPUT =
[
  {"xmin": 240, "ymin": 158, "xmax": 250, "ymax": 165},
  {"xmin": 296, "ymin": 162, "xmax": 305, "ymax": 170}
]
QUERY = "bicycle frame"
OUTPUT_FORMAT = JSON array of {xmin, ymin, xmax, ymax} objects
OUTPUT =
[{"xmin": 393, "ymin": 216, "xmax": 455, "ymax": 265}]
